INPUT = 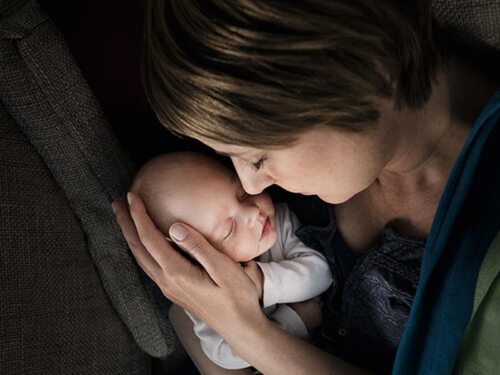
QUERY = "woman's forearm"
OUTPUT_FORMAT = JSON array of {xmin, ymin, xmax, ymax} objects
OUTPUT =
[{"xmin": 222, "ymin": 316, "xmax": 369, "ymax": 375}]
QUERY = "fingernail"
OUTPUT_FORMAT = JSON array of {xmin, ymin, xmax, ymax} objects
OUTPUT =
[
  {"xmin": 111, "ymin": 202, "xmax": 117, "ymax": 214},
  {"xmin": 170, "ymin": 224, "xmax": 189, "ymax": 241},
  {"xmin": 127, "ymin": 192, "xmax": 133, "ymax": 206}
]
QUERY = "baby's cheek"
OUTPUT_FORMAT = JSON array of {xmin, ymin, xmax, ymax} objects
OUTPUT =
[
  {"xmin": 221, "ymin": 237, "xmax": 248, "ymax": 262},
  {"xmin": 218, "ymin": 242, "xmax": 236, "ymax": 260}
]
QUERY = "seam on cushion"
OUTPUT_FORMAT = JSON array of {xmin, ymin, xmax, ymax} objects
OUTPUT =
[{"xmin": 16, "ymin": 20, "xmax": 130, "ymax": 201}]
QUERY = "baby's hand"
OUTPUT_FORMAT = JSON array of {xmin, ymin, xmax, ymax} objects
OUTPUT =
[
  {"xmin": 242, "ymin": 260, "xmax": 264, "ymax": 300},
  {"xmin": 289, "ymin": 296, "xmax": 323, "ymax": 332}
]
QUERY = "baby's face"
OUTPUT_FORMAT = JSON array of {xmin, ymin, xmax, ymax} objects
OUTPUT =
[{"xmin": 169, "ymin": 167, "xmax": 277, "ymax": 262}]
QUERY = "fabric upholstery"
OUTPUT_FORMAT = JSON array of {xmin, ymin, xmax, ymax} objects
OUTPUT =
[
  {"xmin": 0, "ymin": 0, "xmax": 28, "ymax": 19},
  {"xmin": 433, "ymin": 0, "xmax": 500, "ymax": 50},
  {"xmin": 0, "ymin": 101, "xmax": 152, "ymax": 373},
  {"xmin": 0, "ymin": 0, "xmax": 178, "ymax": 365}
]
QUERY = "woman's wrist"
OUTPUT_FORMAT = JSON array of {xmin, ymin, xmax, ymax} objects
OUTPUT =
[
  {"xmin": 219, "ymin": 308, "xmax": 272, "ymax": 348},
  {"xmin": 221, "ymin": 313, "xmax": 275, "ymax": 363}
]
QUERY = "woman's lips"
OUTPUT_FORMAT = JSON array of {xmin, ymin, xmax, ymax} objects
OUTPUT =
[{"xmin": 260, "ymin": 217, "xmax": 271, "ymax": 240}]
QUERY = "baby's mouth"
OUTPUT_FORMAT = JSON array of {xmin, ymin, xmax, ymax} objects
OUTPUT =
[{"xmin": 260, "ymin": 217, "xmax": 271, "ymax": 240}]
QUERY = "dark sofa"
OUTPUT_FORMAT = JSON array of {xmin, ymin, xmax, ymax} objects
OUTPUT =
[{"xmin": 0, "ymin": 0, "xmax": 498, "ymax": 373}]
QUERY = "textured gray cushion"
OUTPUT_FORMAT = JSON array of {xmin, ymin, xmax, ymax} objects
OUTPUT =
[
  {"xmin": 0, "ymin": 102, "xmax": 153, "ymax": 374},
  {"xmin": 433, "ymin": 0, "xmax": 500, "ymax": 50},
  {"xmin": 0, "ymin": 0, "xmax": 177, "ymax": 364},
  {"xmin": 0, "ymin": 0, "xmax": 28, "ymax": 20}
]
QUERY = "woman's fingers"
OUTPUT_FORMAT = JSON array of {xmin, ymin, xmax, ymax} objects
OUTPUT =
[
  {"xmin": 112, "ymin": 200, "xmax": 161, "ymax": 278},
  {"xmin": 126, "ymin": 192, "xmax": 199, "ymax": 274},
  {"xmin": 118, "ymin": 192, "xmax": 252, "ymax": 304},
  {"xmin": 169, "ymin": 223, "xmax": 238, "ymax": 286},
  {"xmin": 114, "ymin": 194, "xmax": 263, "ymax": 332}
]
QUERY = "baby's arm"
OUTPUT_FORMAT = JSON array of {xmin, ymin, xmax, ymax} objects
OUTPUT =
[{"xmin": 256, "ymin": 204, "xmax": 333, "ymax": 308}]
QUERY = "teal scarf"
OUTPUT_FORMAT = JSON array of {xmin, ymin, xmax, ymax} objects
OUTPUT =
[{"xmin": 393, "ymin": 90, "xmax": 500, "ymax": 374}]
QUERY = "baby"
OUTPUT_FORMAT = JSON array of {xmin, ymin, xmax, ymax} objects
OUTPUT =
[{"xmin": 132, "ymin": 152, "xmax": 332, "ymax": 370}]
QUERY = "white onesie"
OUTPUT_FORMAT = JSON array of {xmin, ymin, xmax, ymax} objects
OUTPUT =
[{"xmin": 185, "ymin": 203, "xmax": 333, "ymax": 369}]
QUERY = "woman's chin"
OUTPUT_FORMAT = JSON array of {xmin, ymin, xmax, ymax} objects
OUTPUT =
[{"xmin": 318, "ymin": 192, "xmax": 355, "ymax": 205}]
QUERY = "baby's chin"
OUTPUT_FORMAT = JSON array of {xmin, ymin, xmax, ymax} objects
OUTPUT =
[
  {"xmin": 234, "ymin": 235, "xmax": 277, "ymax": 263},
  {"xmin": 258, "ymin": 228, "xmax": 278, "ymax": 255}
]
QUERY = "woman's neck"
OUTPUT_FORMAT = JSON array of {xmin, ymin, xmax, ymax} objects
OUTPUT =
[
  {"xmin": 378, "ymin": 56, "xmax": 497, "ymax": 196},
  {"xmin": 336, "ymin": 57, "xmax": 497, "ymax": 247}
]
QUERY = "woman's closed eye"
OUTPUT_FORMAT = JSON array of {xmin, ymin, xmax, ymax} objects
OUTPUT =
[{"xmin": 251, "ymin": 155, "xmax": 267, "ymax": 171}]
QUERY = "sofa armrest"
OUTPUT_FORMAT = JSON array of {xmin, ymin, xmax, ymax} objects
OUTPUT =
[{"xmin": 0, "ymin": 0, "xmax": 179, "ymax": 364}]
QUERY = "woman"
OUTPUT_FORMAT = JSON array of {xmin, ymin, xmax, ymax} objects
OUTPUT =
[{"xmin": 113, "ymin": 0, "xmax": 499, "ymax": 373}]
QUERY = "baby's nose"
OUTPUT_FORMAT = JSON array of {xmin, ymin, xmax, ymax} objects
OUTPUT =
[{"xmin": 246, "ymin": 204, "xmax": 261, "ymax": 227}]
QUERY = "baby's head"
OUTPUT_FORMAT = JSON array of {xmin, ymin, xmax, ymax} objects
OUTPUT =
[{"xmin": 131, "ymin": 152, "xmax": 277, "ymax": 262}]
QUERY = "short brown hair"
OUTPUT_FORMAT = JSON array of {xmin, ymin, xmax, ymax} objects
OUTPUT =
[{"xmin": 143, "ymin": 0, "xmax": 447, "ymax": 147}]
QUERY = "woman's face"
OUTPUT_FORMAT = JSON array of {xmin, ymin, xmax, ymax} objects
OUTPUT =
[{"xmin": 201, "ymin": 121, "xmax": 398, "ymax": 204}]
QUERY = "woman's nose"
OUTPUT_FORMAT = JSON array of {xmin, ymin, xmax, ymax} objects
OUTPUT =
[
  {"xmin": 240, "ymin": 175, "xmax": 269, "ymax": 195},
  {"xmin": 232, "ymin": 159, "xmax": 273, "ymax": 195}
]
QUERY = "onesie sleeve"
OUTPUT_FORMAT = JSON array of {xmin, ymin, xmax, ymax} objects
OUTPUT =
[
  {"xmin": 184, "ymin": 310, "xmax": 251, "ymax": 369},
  {"xmin": 256, "ymin": 204, "xmax": 333, "ymax": 308}
]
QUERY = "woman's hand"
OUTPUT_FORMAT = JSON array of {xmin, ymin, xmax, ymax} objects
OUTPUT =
[{"xmin": 112, "ymin": 192, "xmax": 264, "ymax": 332}]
